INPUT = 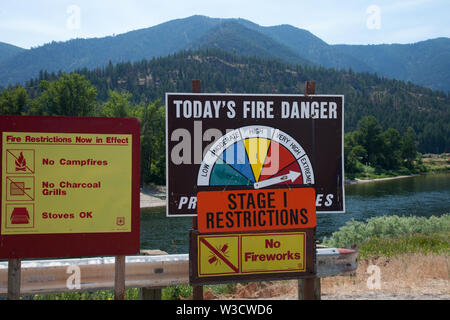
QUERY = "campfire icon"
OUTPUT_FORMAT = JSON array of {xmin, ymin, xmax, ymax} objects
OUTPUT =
[
  {"xmin": 15, "ymin": 152, "xmax": 27, "ymax": 171},
  {"xmin": 6, "ymin": 149, "xmax": 35, "ymax": 174}
]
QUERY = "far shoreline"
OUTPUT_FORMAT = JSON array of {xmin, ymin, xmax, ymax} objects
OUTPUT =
[
  {"xmin": 140, "ymin": 173, "xmax": 436, "ymax": 210},
  {"xmin": 344, "ymin": 174, "xmax": 418, "ymax": 185}
]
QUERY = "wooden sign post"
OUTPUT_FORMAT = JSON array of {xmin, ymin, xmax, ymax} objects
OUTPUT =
[
  {"xmin": 115, "ymin": 255, "xmax": 126, "ymax": 300},
  {"xmin": 299, "ymin": 81, "xmax": 319, "ymax": 300},
  {"xmin": 7, "ymin": 258, "xmax": 21, "ymax": 300},
  {"xmin": 191, "ymin": 80, "xmax": 204, "ymax": 300}
]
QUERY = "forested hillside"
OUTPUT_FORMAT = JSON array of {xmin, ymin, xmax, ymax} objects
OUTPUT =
[
  {"xmin": 186, "ymin": 21, "xmax": 312, "ymax": 66},
  {"xmin": 23, "ymin": 49, "xmax": 449, "ymax": 154},
  {"xmin": 0, "ymin": 15, "xmax": 449, "ymax": 92},
  {"xmin": 336, "ymin": 38, "xmax": 450, "ymax": 92},
  {"xmin": 0, "ymin": 41, "xmax": 25, "ymax": 64}
]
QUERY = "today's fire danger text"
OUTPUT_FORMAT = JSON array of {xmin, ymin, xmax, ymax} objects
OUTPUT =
[{"xmin": 197, "ymin": 188, "xmax": 316, "ymax": 233}]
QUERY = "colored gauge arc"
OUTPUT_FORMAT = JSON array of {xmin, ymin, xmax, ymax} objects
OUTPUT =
[{"xmin": 197, "ymin": 126, "xmax": 314, "ymax": 188}]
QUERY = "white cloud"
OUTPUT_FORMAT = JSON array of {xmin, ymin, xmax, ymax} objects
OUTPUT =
[
  {"xmin": 0, "ymin": 0, "xmax": 448, "ymax": 48},
  {"xmin": 0, "ymin": 18, "xmax": 65, "ymax": 37},
  {"xmin": 383, "ymin": 25, "xmax": 449, "ymax": 43},
  {"xmin": 386, "ymin": 0, "xmax": 432, "ymax": 11}
]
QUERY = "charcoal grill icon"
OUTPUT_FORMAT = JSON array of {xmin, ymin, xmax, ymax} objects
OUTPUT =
[
  {"xmin": 10, "ymin": 207, "xmax": 30, "ymax": 225},
  {"xmin": 6, "ymin": 177, "xmax": 35, "ymax": 201},
  {"xmin": 10, "ymin": 181, "xmax": 31, "ymax": 196}
]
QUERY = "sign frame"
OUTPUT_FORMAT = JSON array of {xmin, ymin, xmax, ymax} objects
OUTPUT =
[
  {"xmin": 189, "ymin": 228, "xmax": 316, "ymax": 285},
  {"xmin": 0, "ymin": 115, "xmax": 141, "ymax": 259},
  {"xmin": 166, "ymin": 93, "xmax": 345, "ymax": 217}
]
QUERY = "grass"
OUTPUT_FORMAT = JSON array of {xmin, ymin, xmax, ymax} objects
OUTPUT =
[
  {"xmin": 320, "ymin": 253, "xmax": 449, "ymax": 297},
  {"xmin": 358, "ymin": 233, "xmax": 449, "ymax": 259},
  {"xmin": 161, "ymin": 283, "xmax": 237, "ymax": 300},
  {"xmin": 32, "ymin": 288, "xmax": 141, "ymax": 300},
  {"xmin": 31, "ymin": 283, "xmax": 236, "ymax": 301},
  {"xmin": 422, "ymin": 153, "xmax": 450, "ymax": 172}
]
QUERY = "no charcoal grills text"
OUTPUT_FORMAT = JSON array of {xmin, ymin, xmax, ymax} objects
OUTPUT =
[{"xmin": 205, "ymin": 191, "xmax": 309, "ymax": 229}]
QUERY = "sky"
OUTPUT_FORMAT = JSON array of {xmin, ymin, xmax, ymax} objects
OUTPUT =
[{"xmin": 0, "ymin": 0, "xmax": 449, "ymax": 49}]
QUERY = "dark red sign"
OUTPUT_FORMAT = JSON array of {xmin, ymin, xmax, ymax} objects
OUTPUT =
[{"xmin": 0, "ymin": 115, "xmax": 140, "ymax": 259}]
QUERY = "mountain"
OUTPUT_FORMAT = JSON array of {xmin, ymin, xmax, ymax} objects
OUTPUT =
[
  {"xmin": 0, "ymin": 15, "xmax": 449, "ymax": 92},
  {"xmin": 186, "ymin": 21, "xmax": 312, "ymax": 66},
  {"xmin": 0, "ymin": 42, "xmax": 26, "ymax": 64},
  {"xmin": 25, "ymin": 49, "xmax": 450, "ymax": 153},
  {"xmin": 235, "ymin": 19, "xmax": 373, "ymax": 72},
  {"xmin": 0, "ymin": 16, "xmax": 314, "ymax": 86},
  {"xmin": 0, "ymin": 15, "xmax": 221, "ymax": 87},
  {"xmin": 335, "ymin": 38, "xmax": 450, "ymax": 92},
  {"xmin": 239, "ymin": 20, "xmax": 450, "ymax": 91}
]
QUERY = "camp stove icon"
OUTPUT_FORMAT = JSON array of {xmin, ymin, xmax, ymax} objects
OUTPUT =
[{"xmin": 10, "ymin": 207, "xmax": 30, "ymax": 225}]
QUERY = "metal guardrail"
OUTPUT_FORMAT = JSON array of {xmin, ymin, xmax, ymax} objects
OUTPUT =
[{"xmin": 0, "ymin": 248, "xmax": 357, "ymax": 296}]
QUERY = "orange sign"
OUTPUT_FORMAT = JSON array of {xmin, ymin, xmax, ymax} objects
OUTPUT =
[{"xmin": 197, "ymin": 188, "xmax": 316, "ymax": 233}]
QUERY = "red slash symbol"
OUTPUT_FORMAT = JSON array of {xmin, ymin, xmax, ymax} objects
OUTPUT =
[
  {"xmin": 200, "ymin": 238, "xmax": 238, "ymax": 273},
  {"xmin": 208, "ymin": 244, "xmax": 229, "ymax": 264}
]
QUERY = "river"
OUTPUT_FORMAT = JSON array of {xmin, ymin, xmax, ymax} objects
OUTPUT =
[{"xmin": 140, "ymin": 172, "xmax": 450, "ymax": 253}]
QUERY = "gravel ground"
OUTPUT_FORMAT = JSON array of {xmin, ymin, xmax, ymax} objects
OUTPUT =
[{"xmin": 321, "ymin": 292, "xmax": 450, "ymax": 300}]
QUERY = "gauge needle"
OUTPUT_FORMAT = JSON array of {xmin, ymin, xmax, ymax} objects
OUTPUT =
[{"xmin": 254, "ymin": 171, "xmax": 301, "ymax": 189}]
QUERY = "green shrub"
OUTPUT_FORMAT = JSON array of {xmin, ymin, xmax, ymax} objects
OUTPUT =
[
  {"xmin": 206, "ymin": 283, "xmax": 238, "ymax": 296},
  {"xmin": 161, "ymin": 285, "xmax": 192, "ymax": 300},
  {"xmin": 322, "ymin": 214, "xmax": 450, "ymax": 248}
]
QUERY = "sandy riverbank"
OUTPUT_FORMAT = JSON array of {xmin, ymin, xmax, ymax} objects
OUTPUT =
[
  {"xmin": 140, "ymin": 185, "xmax": 166, "ymax": 210},
  {"xmin": 345, "ymin": 174, "xmax": 417, "ymax": 185}
]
